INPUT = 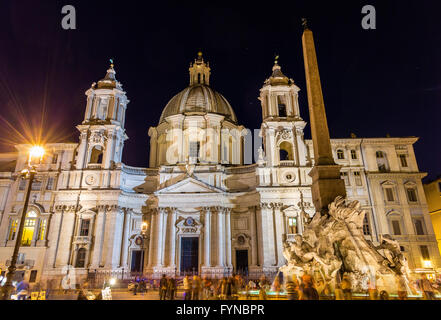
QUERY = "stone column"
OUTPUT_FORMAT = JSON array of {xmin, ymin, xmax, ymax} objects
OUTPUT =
[
  {"xmin": 104, "ymin": 208, "xmax": 124, "ymax": 269},
  {"xmin": 90, "ymin": 208, "xmax": 106, "ymax": 268},
  {"xmin": 156, "ymin": 208, "xmax": 166, "ymax": 267},
  {"xmin": 119, "ymin": 209, "xmax": 130, "ymax": 268},
  {"xmin": 217, "ymin": 208, "xmax": 225, "ymax": 267},
  {"xmin": 225, "ymin": 208, "xmax": 232, "ymax": 268},
  {"xmin": 204, "ymin": 207, "xmax": 211, "ymax": 267},
  {"xmin": 249, "ymin": 206, "xmax": 258, "ymax": 266},
  {"xmin": 55, "ymin": 209, "xmax": 76, "ymax": 267},
  {"xmin": 46, "ymin": 209, "xmax": 63, "ymax": 268},
  {"xmin": 274, "ymin": 204, "xmax": 285, "ymax": 266},
  {"xmin": 104, "ymin": 132, "xmax": 116, "ymax": 169},
  {"xmin": 169, "ymin": 208, "xmax": 177, "ymax": 268},
  {"xmin": 261, "ymin": 203, "xmax": 276, "ymax": 266},
  {"xmin": 147, "ymin": 209, "xmax": 156, "ymax": 268},
  {"xmin": 75, "ymin": 132, "xmax": 89, "ymax": 169}
]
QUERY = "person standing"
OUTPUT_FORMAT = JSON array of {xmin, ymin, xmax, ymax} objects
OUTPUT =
[
  {"xmin": 183, "ymin": 275, "xmax": 191, "ymax": 300},
  {"xmin": 191, "ymin": 275, "xmax": 201, "ymax": 300},
  {"xmin": 341, "ymin": 274, "xmax": 352, "ymax": 300},
  {"xmin": 418, "ymin": 274, "xmax": 436, "ymax": 300},
  {"xmin": 202, "ymin": 277, "xmax": 211, "ymax": 300},
  {"xmin": 159, "ymin": 274, "xmax": 168, "ymax": 300},
  {"xmin": 167, "ymin": 277, "xmax": 176, "ymax": 300},
  {"xmin": 16, "ymin": 278, "xmax": 30, "ymax": 300},
  {"xmin": 300, "ymin": 272, "xmax": 319, "ymax": 300},
  {"xmin": 396, "ymin": 274, "xmax": 408, "ymax": 300},
  {"xmin": 285, "ymin": 277, "xmax": 299, "ymax": 300}
]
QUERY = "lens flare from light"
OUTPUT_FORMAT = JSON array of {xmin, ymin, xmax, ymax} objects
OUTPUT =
[{"xmin": 29, "ymin": 145, "xmax": 45, "ymax": 163}]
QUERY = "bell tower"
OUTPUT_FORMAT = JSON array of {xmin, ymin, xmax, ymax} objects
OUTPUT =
[
  {"xmin": 258, "ymin": 58, "xmax": 309, "ymax": 186},
  {"xmin": 75, "ymin": 61, "xmax": 129, "ymax": 169}
]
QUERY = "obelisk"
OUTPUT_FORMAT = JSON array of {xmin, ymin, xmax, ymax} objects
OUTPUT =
[{"xmin": 301, "ymin": 19, "xmax": 346, "ymax": 214}]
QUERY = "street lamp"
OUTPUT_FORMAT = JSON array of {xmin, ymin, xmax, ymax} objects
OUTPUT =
[{"xmin": 1, "ymin": 145, "xmax": 45, "ymax": 300}]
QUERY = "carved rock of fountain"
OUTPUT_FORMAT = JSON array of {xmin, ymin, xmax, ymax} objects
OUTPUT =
[{"xmin": 280, "ymin": 196, "xmax": 412, "ymax": 294}]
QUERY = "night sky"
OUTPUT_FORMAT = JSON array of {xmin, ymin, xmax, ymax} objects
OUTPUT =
[{"xmin": 0, "ymin": 1, "xmax": 440, "ymax": 180}]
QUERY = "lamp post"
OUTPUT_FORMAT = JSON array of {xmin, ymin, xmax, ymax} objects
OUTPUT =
[{"xmin": 1, "ymin": 146, "xmax": 44, "ymax": 300}]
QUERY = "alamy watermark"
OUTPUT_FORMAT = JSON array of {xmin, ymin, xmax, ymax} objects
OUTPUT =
[
  {"xmin": 61, "ymin": 5, "xmax": 76, "ymax": 30},
  {"xmin": 361, "ymin": 5, "xmax": 376, "ymax": 30}
]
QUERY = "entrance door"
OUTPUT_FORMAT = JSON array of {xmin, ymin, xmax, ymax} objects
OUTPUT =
[
  {"xmin": 235, "ymin": 250, "xmax": 248, "ymax": 275},
  {"xmin": 180, "ymin": 237, "xmax": 199, "ymax": 274},
  {"xmin": 130, "ymin": 250, "xmax": 144, "ymax": 273}
]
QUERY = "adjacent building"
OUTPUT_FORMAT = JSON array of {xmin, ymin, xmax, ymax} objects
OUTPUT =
[{"xmin": 424, "ymin": 176, "xmax": 441, "ymax": 256}]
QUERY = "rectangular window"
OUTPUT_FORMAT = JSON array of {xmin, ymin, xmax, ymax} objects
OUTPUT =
[
  {"xmin": 29, "ymin": 270, "xmax": 37, "ymax": 283},
  {"xmin": 392, "ymin": 220, "xmax": 401, "ymax": 235},
  {"xmin": 420, "ymin": 245, "xmax": 430, "ymax": 260},
  {"xmin": 399, "ymin": 154, "xmax": 408, "ymax": 167},
  {"xmin": 353, "ymin": 171, "xmax": 362, "ymax": 186},
  {"xmin": 46, "ymin": 177, "xmax": 54, "ymax": 190},
  {"xmin": 351, "ymin": 150, "xmax": 357, "ymax": 160},
  {"xmin": 438, "ymin": 182, "xmax": 441, "ymax": 192},
  {"xmin": 288, "ymin": 217, "xmax": 297, "ymax": 234},
  {"xmin": 278, "ymin": 104, "xmax": 287, "ymax": 117},
  {"xmin": 8, "ymin": 219, "xmax": 18, "ymax": 240},
  {"xmin": 38, "ymin": 220, "xmax": 47, "ymax": 240},
  {"xmin": 189, "ymin": 141, "xmax": 200, "ymax": 160},
  {"xmin": 363, "ymin": 215, "xmax": 371, "ymax": 236},
  {"xmin": 17, "ymin": 253, "xmax": 26, "ymax": 264},
  {"xmin": 51, "ymin": 153, "xmax": 58, "ymax": 164},
  {"xmin": 337, "ymin": 150, "xmax": 345, "ymax": 160},
  {"xmin": 385, "ymin": 188, "xmax": 394, "ymax": 202},
  {"xmin": 18, "ymin": 179, "xmax": 26, "ymax": 191},
  {"xmin": 414, "ymin": 219, "xmax": 425, "ymax": 235},
  {"xmin": 31, "ymin": 180, "xmax": 42, "ymax": 191},
  {"xmin": 407, "ymin": 188, "xmax": 417, "ymax": 202},
  {"xmin": 340, "ymin": 172, "xmax": 350, "ymax": 185},
  {"xmin": 80, "ymin": 219, "xmax": 90, "ymax": 236}
]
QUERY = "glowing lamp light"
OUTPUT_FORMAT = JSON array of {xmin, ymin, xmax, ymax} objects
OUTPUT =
[
  {"xmin": 141, "ymin": 222, "xmax": 148, "ymax": 232},
  {"xmin": 109, "ymin": 278, "xmax": 116, "ymax": 286},
  {"xmin": 28, "ymin": 146, "xmax": 45, "ymax": 164},
  {"xmin": 423, "ymin": 260, "xmax": 433, "ymax": 268}
]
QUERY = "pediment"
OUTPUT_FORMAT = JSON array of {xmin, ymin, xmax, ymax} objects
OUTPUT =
[{"xmin": 155, "ymin": 176, "xmax": 223, "ymax": 194}]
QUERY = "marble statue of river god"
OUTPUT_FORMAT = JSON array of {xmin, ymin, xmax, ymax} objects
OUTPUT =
[{"xmin": 280, "ymin": 196, "xmax": 411, "ymax": 293}]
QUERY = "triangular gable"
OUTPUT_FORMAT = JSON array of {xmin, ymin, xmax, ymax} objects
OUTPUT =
[{"xmin": 155, "ymin": 176, "xmax": 223, "ymax": 194}]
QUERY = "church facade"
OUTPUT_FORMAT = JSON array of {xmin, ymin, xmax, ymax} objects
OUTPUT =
[{"xmin": 0, "ymin": 52, "xmax": 439, "ymax": 286}]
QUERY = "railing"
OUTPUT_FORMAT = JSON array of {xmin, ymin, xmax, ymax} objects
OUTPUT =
[
  {"xmin": 279, "ymin": 160, "xmax": 295, "ymax": 167},
  {"xmin": 73, "ymin": 235, "xmax": 93, "ymax": 244},
  {"xmin": 21, "ymin": 239, "xmax": 32, "ymax": 247}
]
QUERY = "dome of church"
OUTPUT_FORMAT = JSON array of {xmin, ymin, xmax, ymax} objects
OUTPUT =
[
  {"xmin": 159, "ymin": 84, "xmax": 237, "ymax": 124},
  {"xmin": 158, "ymin": 52, "xmax": 237, "ymax": 124}
]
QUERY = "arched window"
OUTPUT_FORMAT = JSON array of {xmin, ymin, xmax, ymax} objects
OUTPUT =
[
  {"xmin": 22, "ymin": 210, "xmax": 38, "ymax": 246},
  {"xmin": 89, "ymin": 146, "xmax": 103, "ymax": 164},
  {"xmin": 277, "ymin": 96, "xmax": 287, "ymax": 117},
  {"xmin": 279, "ymin": 141, "xmax": 294, "ymax": 161},
  {"xmin": 337, "ymin": 149, "xmax": 345, "ymax": 160},
  {"xmin": 75, "ymin": 248, "xmax": 87, "ymax": 268}
]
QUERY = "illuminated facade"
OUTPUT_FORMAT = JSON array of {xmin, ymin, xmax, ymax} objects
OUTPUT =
[
  {"xmin": 0, "ymin": 53, "xmax": 439, "ymax": 287},
  {"xmin": 423, "ymin": 177, "xmax": 441, "ymax": 255}
]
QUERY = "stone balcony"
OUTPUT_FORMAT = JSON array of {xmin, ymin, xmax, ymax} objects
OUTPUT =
[
  {"xmin": 73, "ymin": 235, "xmax": 93, "ymax": 245},
  {"xmin": 5, "ymin": 259, "xmax": 35, "ymax": 269}
]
